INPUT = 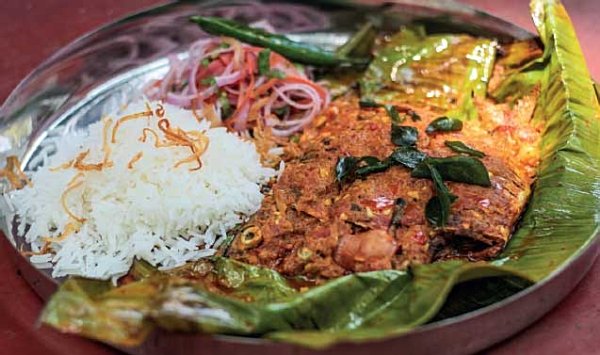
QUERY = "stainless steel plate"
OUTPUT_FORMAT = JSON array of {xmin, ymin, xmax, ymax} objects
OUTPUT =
[{"xmin": 0, "ymin": 1, "xmax": 597, "ymax": 354}]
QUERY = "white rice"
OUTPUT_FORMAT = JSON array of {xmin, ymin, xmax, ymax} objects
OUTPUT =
[{"xmin": 9, "ymin": 100, "xmax": 276, "ymax": 281}]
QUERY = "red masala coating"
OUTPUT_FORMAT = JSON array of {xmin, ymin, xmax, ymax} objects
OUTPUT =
[{"xmin": 229, "ymin": 93, "xmax": 541, "ymax": 281}]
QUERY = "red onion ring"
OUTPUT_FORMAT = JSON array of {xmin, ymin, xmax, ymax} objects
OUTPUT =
[{"xmin": 145, "ymin": 37, "xmax": 330, "ymax": 137}]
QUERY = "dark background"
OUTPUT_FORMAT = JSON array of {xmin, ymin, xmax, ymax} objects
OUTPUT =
[{"xmin": 0, "ymin": 1, "xmax": 598, "ymax": 354}]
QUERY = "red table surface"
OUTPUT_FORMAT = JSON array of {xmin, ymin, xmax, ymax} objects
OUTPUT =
[{"xmin": 1, "ymin": 1, "xmax": 599, "ymax": 354}]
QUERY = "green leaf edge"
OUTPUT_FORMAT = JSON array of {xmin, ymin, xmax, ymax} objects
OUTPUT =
[{"xmin": 267, "ymin": 263, "xmax": 527, "ymax": 348}]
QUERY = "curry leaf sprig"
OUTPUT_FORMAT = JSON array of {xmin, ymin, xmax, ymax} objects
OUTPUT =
[
  {"xmin": 335, "ymin": 123, "xmax": 491, "ymax": 226},
  {"xmin": 335, "ymin": 124, "xmax": 491, "ymax": 186}
]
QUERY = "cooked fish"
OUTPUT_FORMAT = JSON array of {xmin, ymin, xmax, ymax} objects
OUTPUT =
[{"xmin": 229, "ymin": 91, "xmax": 541, "ymax": 280}]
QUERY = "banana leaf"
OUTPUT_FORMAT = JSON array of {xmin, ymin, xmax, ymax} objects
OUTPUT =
[
  {"xmin": 317, "ymin": 22, "xmax": 377, "ymax": 99},
  {"xmin": 41, "ymin": 0, "xmax": 600, "ymax": 349},
  {"xmin": 359, "ymin": 26, "xmax": 496, "ymax": 120},
  {"xmin": 491, "ymin": 0, "xmax": 600, "ymax": 281},
  {"xmin": 43, "ymin": 257, "xmax": 518, "ymax": 346},
  {"xmin": 490, "ymin": 39, "xmax": 546, "ymax": 102}
]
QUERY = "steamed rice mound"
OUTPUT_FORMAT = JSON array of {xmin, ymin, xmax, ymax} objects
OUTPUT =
[{"xmin": 10, "ymin": 101, "xmax": 276, "ymax": 280}]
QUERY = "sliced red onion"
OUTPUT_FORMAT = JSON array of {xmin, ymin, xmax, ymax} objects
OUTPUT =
[
  {"xmin": 223, "ymin": 86, "xmax": 240, "ymax": 95},
  {"xmin": 253, "ymin": 76, "xmax": 267, "ymax": 88},
  {"xmin": 221, "ymin": 58, "xmax": 235, "ymax": 76},
  {"xmin": 263, "ymin": 92, "xmax": 281, "ymax": 117},
  {"xmin": 164, "ymin": 86, "xmax": 216, "ymax": 108},
  {"xmin": 249, "ymin": 19, "xmax": 277, "ymax": 33},
  {"xmin": 273, "ymin": 85, "xmax": 319, "ymax": 110},
  {"xmin": 215, "ymin": 71, "xmax": 242, "ymax": 87},
  {"xmin": 156, "ymin": 55, "xmax": 181, "ymax": 99},
  {"xmin": 146, "ymin": 37, "xmax": 330, "ymax": 136},
  {"xmin": 270, "ymin": 95, "xmax": 321, "ymax": 130},
  {"xmin": 165, "ymin": 93, "xmax": 193, "ymax": 108},
  {"xmin": 188, "ymin": 38, "xmax": 215, "ymax": 56},
  {"xmin": 232, "ymin": 103, "xmax": 250, "ymax": 131},
  {"xmin": 187, "ymin": 46, "xmax": 209, "ymax": 95}
]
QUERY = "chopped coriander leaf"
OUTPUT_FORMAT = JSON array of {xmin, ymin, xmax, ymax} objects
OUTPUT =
[
  {"xmin": 267, "ymin": 69, "xmax": 286, "ymax": 79},
  {"xmin": 218, "ymin": 92, "xmax": 233, "ymax": 119},
  {"xmin": 200, "ymin": 58, "xmax": 211, "ymax": 67},
  {"xmin": 258, "ymin": 49, "xmax": 272, "ymax": 76},
  {"xmin": 200, "ymin": 76, "xmax": 217, "ymax": 86}
]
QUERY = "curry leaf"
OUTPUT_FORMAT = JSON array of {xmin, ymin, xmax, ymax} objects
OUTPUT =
[
  {"xmin": 412, "ymin": 156, "xmax": 491, "ymax": 187},
  {"xmin": 425, "ymin": 197, "xmax": 444, "ymax": 227},
  {"xmin": 444, "ymin": 141, "xmax": 485, "ymax": 158},
  {"xmin": 389, "ymin": 147, "xmax": 427, "ymax": 169},
  {"xmin": 355, "ymin": 156, "xmax": 390, "ymax": 177},
  {"xmin": 391, "ymin": 124, "xmax": 418, "ymax": 147},
  {"xmin": 335, "ymin": 156, "xmax": 358, "ymax": 183},
  {"xmin": 425, "ymin": 162, "xmax": 458, "ymax": 227},
  {"xmin": 425, "ymin": 117, "xmax": 463, "ymax": 134},
  {"xmin": 335, "ymin": 145, "xmax": 427, "ymax": 185},
  {"xmin": 335, "ymin": 156, "xmax": 391, "ymax": 184}
]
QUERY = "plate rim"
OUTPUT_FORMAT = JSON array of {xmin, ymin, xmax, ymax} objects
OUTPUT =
[{"xmin": 0, "ymin": 1, "xmax": 598, "ymax": 353}]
